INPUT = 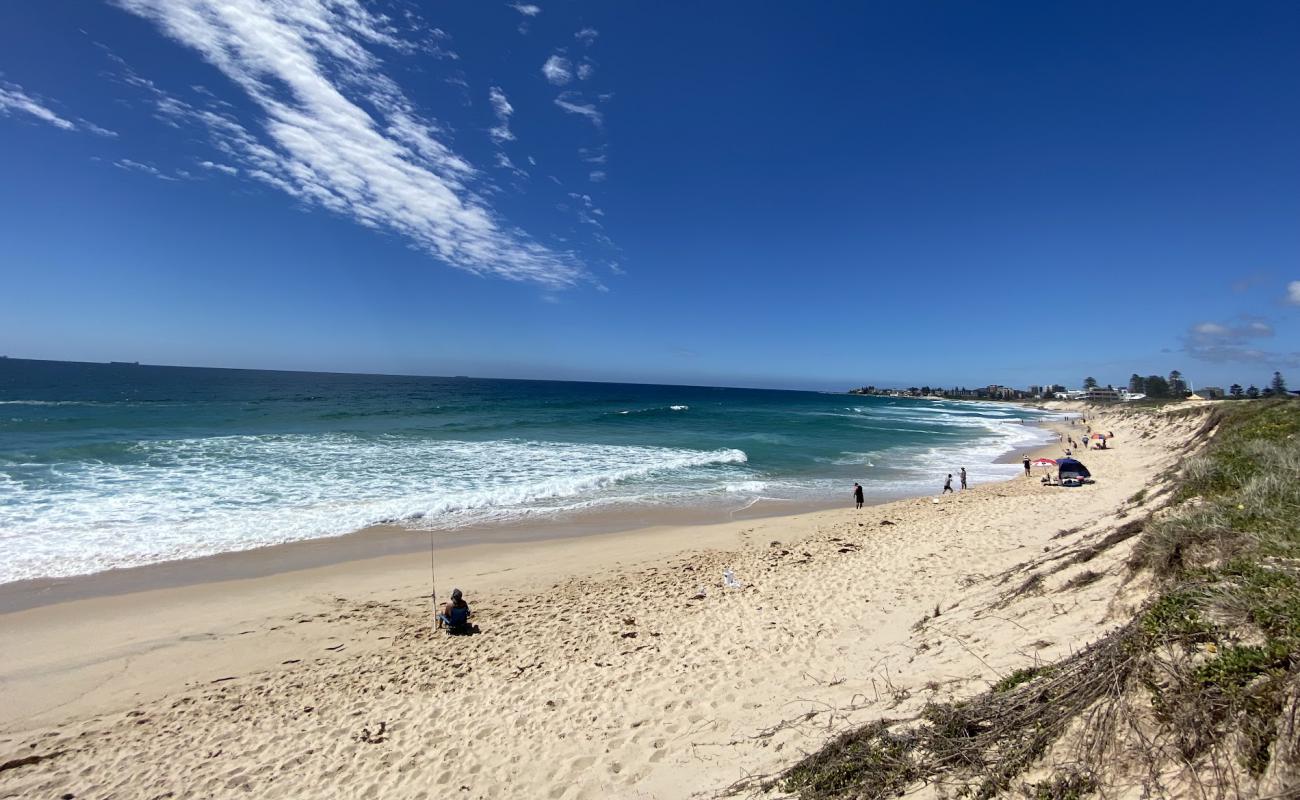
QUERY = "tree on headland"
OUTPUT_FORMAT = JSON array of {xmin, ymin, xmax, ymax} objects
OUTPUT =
[
  {"xmin": 1273, "ymin": 372, "xmax": 1288, "ymax": 394},
  {"xmin": 1247, "ymin": 385, "xmax": 1260, "ymax": 399},
  {"xmin": 1168, "ymin": 370, "xmax": 1188, "ymax": 397},
  {"xmin": 1129, "ymin": 374, "xmax": 1145, "ymax": 394},
  {"xmin": 1145, "ymin": 375, "xmax": 1170, "ymax": 398},
  {"xmin": 1083, "ymin": 376, "xmax": 1098, "ymax": 390},
  {"xmin": 1230, "ymin": 384, "xmax": 1243, "ymax": 398}
]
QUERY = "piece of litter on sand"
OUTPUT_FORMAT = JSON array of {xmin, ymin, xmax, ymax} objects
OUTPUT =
[
  {"xmin": 931, "ymin": 498, "xmax": 941, "ymax": 504},
  {"xmin": 692, "ymin": 586, "xmax": 708, "ymax": 599},
  {"xmin": 722, "ymin": 568, "xmax": 743, "ymax": 590}
]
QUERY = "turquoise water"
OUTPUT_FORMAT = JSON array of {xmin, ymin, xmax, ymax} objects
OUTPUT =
[{"xmin": 0, "ymin": 359, "xmax": 1055, "ymax": 583}]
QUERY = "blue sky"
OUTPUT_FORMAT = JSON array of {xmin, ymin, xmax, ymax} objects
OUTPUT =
[{"xmin": 1, "ymin": 1, "xmax": 1298, "ymax": 391}]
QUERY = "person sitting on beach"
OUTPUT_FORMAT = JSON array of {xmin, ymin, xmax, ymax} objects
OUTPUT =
[{"xmin": 438, "ymin": 588, "xmax": 473, "ymax": 633}]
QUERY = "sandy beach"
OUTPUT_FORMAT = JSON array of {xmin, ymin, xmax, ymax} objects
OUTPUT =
[{"xmin": 0, "ymin": 404, "xmax": 1208, "ymax": 799}]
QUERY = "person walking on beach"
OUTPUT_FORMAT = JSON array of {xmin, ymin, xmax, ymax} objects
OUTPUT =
[
  {"xmin": 853, "ymin": 482, "xmax": 864, "ymax": 509},
  {"xmin": 942, "ymin": 474, "xmax": 954, "ymax": 494},
  {"xmin": 959, "ymin": 467, "xmax": 968, "ymax": 490},
  {"xmin": 1022, "ymin": 455, "xmax": 1031, "ymax": 476}
]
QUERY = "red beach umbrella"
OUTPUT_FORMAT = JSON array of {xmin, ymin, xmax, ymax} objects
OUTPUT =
[{"xmin": 1031, "ymin": 458, "xmax": 1057, "ymax": 467}]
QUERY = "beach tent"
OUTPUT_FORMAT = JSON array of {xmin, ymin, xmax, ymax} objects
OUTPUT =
[{"xmin": 1056, "ymin": 457, "xmax": 1091, "ymax": 478}]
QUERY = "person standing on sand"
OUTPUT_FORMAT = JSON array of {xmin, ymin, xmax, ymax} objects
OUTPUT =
[
  {"xmin": 1022, "ymin": 455, "xmax": 1031, "ymax": 476},
  {"xmin": 960, "ymin": 467, "xmax": 968, "ymax": 490},
  {"xmin": 943, "ymin": 474, "xmax": 954, "ymax": 494},
  {"xmin": 853, "ymin": 482, "xmax": 864, "ymax": 509}
]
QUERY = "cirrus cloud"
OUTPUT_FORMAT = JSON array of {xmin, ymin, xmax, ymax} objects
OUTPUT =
[
  {"xmin": 0, "ymin": 80, "xmax": 116, "ymax": 136},
  {"xmin": 554, "ymin": 91, "xmax": 603, "ymax": 127},
  {"xmin": 113, "ymin": 0, "xmax": 584, "ymax": 288},
  {"xmin": 542, "ymin": 54, "xmax": 573, "ymax": 86},
  {"xmin": 487, "ymin": 86, "xmax": 515, "ymax": 144}
]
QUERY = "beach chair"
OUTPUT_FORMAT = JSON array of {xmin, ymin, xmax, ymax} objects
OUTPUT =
[{"xmin": 440, "ymin": 605, "xmax": 476, "ymax": 635}]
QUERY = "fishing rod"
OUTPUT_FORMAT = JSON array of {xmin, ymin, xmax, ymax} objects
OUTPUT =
[{"xmin": 429, "ymin": 529, "xmax": 438, "ymax": 636}]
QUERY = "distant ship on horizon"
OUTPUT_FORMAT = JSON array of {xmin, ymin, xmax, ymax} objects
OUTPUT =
[{"xmin": 109, "ymin": 361, "xmax": 141, "ymax": 366}]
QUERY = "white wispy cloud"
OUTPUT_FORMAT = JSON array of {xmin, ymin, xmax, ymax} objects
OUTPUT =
[
  {"xmin": 115, "ymin": 157, "xmax": 178, "ymax": 180},
  {"xmin": 588, "ymin": 169, "xmax": 606, "ymax": 182},
  {"xmin": 579, "ymin": 145, "xmax": 607, "ymax": 164},
  {"xmin": 82, "ymin": 120, "xmax": 119, "ymax": 137},
  {"xmin": 509, "ymin": 3, "xmax": 541, "ymax": 16},
  {"xmin": 574, "ymin": 27, "xmax": 598, "ymax": 45},
  {"xmin": 0, "ymin": 82, "xmax": 75, "ymax": 130},
  {"xmin": 488, "ymin": 86, "xmax": 515, "ymax": 144},
  {"xmin": 113, "ymin": 0, "xmax": 583, "ymax": 287},
  {"xmin": 1287, "ymin": 280, "xmax": 1300, "ymax": 306},
  {"xmin": 577, "ymin": 62, "xmax": 595, "ymax": 81},
  {"xmin": 494, "ymin": 151, "xmax": 528, "ymax": 179},
  {"xmin": 554, "ymin": 92, "xmax": 602, "ymax": 126},
  {"xmin": 199, "ymin": 159, "xmax": 238, "ymax": 175},
  {"xmin": 0, "ymin": 80, "xmax": 116, "ymax": 136},
  {"xmin": 542, "ymin": 55, "xmax": 573, "ymax": 85}
]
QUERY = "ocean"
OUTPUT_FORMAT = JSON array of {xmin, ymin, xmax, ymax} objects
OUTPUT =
[{"xmin": 0, "ymin": 359, "xmax": 1056, "ymax": 584}]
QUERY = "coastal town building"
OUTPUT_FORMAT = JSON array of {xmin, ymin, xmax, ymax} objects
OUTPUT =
[{"xmin": 1082, "ymin": 387, "xmax": 1121, "ymax": 402}]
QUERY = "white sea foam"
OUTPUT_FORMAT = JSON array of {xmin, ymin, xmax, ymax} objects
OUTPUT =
[
  {"xmin": 724, "ymin": 480, "xmax": 768, "ymax": 493},
  {"xmin": 615, "ymin": 405, "xmax": 689, "ymax": 415},
  {"xmin": 0, "ymin": 435, "xmax": 749, "ymax": 583}
]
